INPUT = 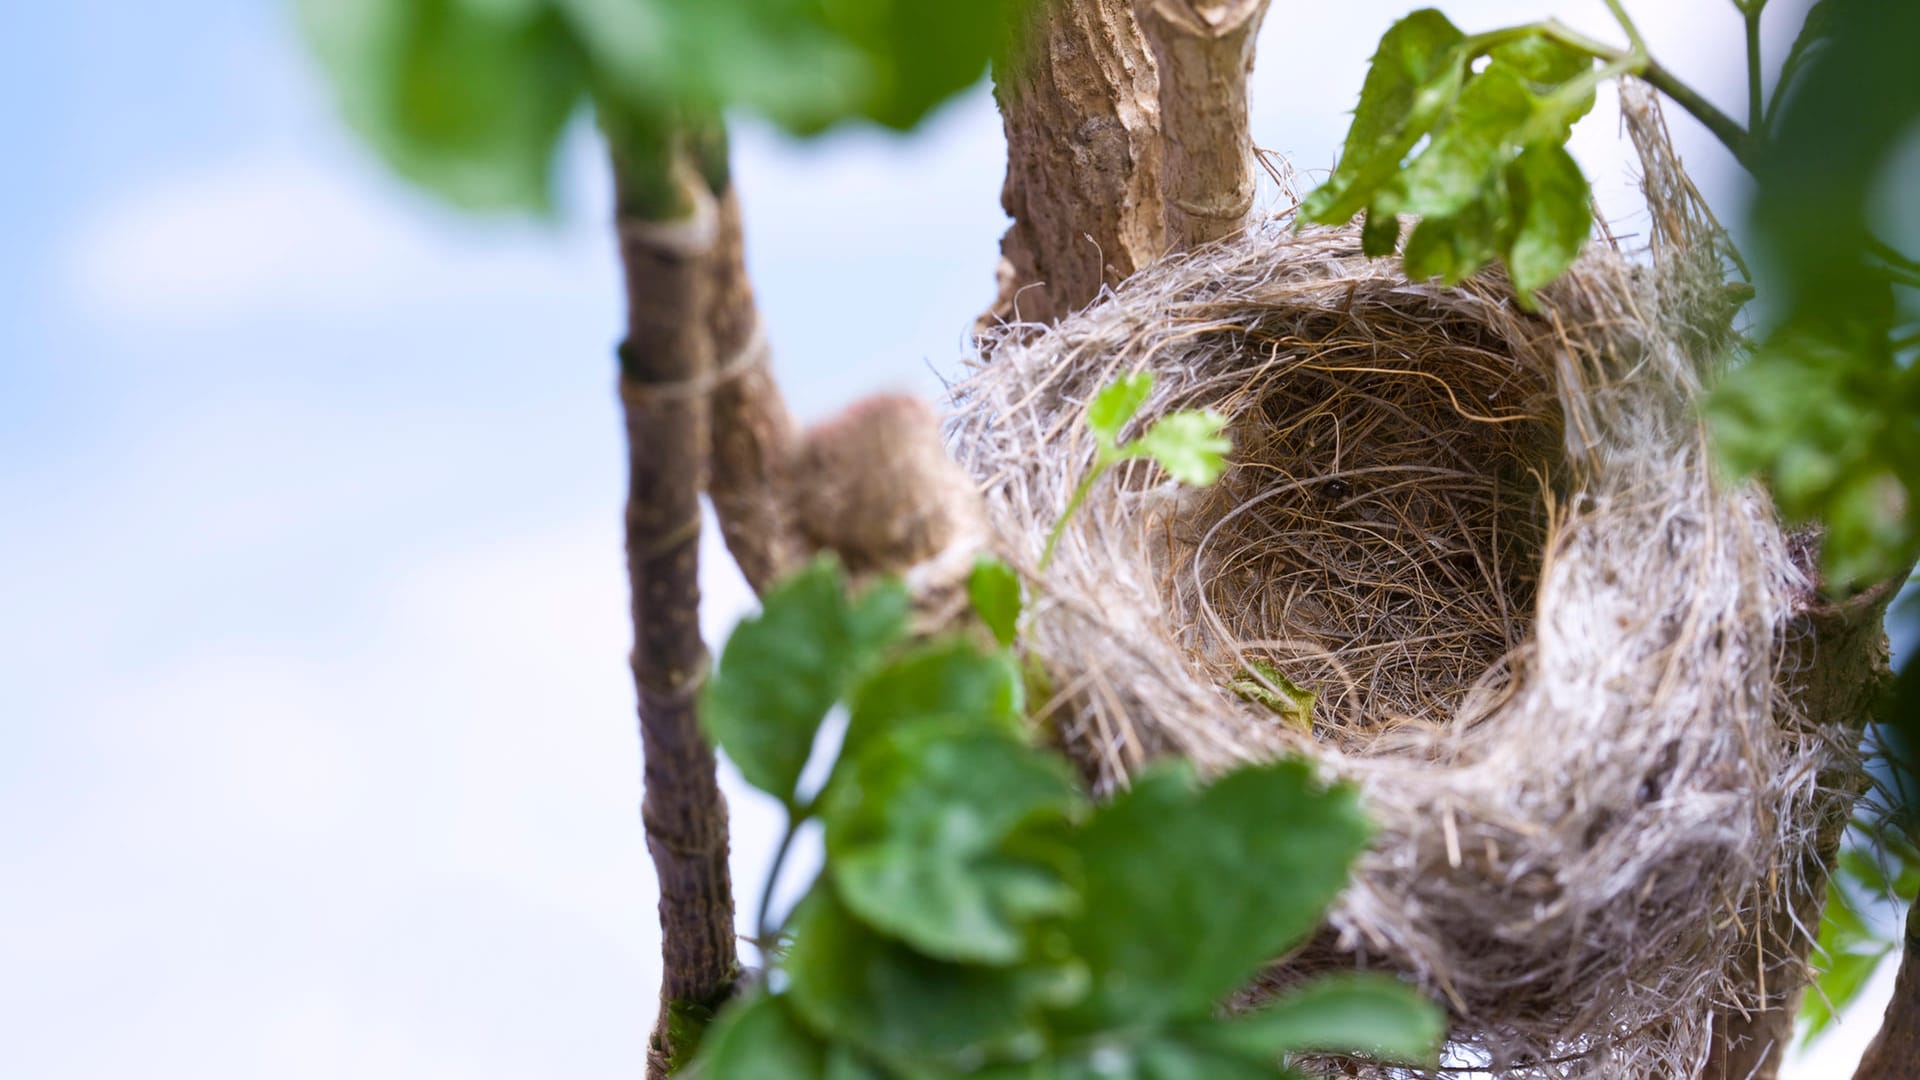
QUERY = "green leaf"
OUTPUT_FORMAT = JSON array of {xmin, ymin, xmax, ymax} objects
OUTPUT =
[
  {"xmin": 1488, "ymin": 35, "xmax": 1597, "ymax": 95},
  {"xmin": 1401, "ymin": 187, "xmax": 1510, "ymax": 286},
  {"xmin": 824, "ymin": 721, "xmax": 1084, "ymax": 964},
  {"xmin": 298, "ymin": 0, "xmax": 588, "ymax": 211},
  {"xmin": 703, "ymin": 558, "xmax": 910, "ymax": 805},
  {"xmin": 1057, "ymin": 760, "xmax": 1372, "ymax": 1029},
  {"xmin": 783, "ymin": 886, "xmax": 1061, "ymax": 1065},
  {"xmin": 1229, "ymin": 659, "xmax": 1317, "ymax": 732},
  {"xmin": 688, "ymin": 992, "xmax": 826, "ymax": 1079},
  {"xmin": 969, "ymin": 557, "xmax": 1024, "ymax": 648},
  {"xmin": 1131, "ymin": 410, "xmax": 1233, "ymax": 486},
  {"xmin": 1360, "ymin": 207, "xmax": 1402, "ymax": 257},
  {"xmin": 1302, "ymin": 9, "xmax": 1468, "ymax": 224},
  {"xmin": 843, "ymin": 638, "xmax": 1024, "ymax": 760},
  {"xmin": 1381, "ymin": 63, "xmax": 1533, "ymax": 219},
  {"xmin": 1190, "ymin": 973, "xmax": 1445, "ymax": 1065},
  {"xmin": 1505, "ymin": 143, "xmax": 1591, "ymax": 306},
  {"xmin": 1088, "ymin": 372, "xmax": 1155, "ymax": 450},
  {"xmin": 1769, "ymin": 0, "xmax": 1835, "ymax": 126}
]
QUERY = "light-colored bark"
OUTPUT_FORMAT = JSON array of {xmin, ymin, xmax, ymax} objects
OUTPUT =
[
  {"xmin": 989, "ymin": 0, "xmax": 1166, "ymax": 327},
  {"xmin": 1134, "ymin": 0, "xmax": 1271, "ymax": 251}
]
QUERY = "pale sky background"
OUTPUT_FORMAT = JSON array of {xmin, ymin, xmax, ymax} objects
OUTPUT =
[{"xmin": 0, "ymin": 1, "xmax": 1900, "ymax": 1076}]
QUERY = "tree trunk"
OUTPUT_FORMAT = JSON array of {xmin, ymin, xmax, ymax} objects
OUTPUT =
[
  {"xmin": 1134, "ymin": 0, "xmax": 1271, "ymax": 251},
  {"xmin": 611, "ymin": 148, "xmax": 740, "ymax": 1077},
  {"xmin": 988, "ymin": 0, "xmax": 1166, "ymax": 327},
  {"xmin": 1854, "ymin": 897, "xmax": 1920, "ymax": 1078}
]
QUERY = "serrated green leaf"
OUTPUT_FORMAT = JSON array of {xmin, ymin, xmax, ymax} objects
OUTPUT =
[
  {"xmin": 1381, "ymin": 63, "xmax": 1532, "ymax": 219},
  {"xmin": 1131, "ymin": 410, "xmax": 1232, "ymax": 486},
  {"xmin": 1401, "ymin": 187, "xmax": 1510, "ymax": 285},
  {"xmin": 703, "ymin": 558, "xmax": 910, "ymax": 805},
  {"xmin": 1057, "ymin": 760, "xmax": 1372, "ymax": 1029},
  {"xmin": 1189, "ymin": 973, "xmax": 1444, "ymax": 1065},
  {"xmin": 1229, "ymin": 659, "xmax": 1317, "ymax": 732},
  {"xmin": 783, "ymin": 886, "xmax": 1060, "ymax": 1065},
  {"xmin": 298, "ymin": 0, "xmax": 588, "ymax": 211},
  {"xmin": 1302, "ymin": 9, "xmax": 1468, "ymax": 224},
  {"xmin": 824, "ymin": 722, "xmax": 1083, "ymax": 964},
  {"xmin": 969, "ymin": 557, "xmax": 1023, "ymax": 648},
  {"xmin": 688, "ymin": 992, "xmax": 826, "ymax": 1079},
  {"xmin": 1488, "ymin": 35, "xmax": 1597, "ymax": 93},
  {"xmin": 1088, "ymin": 372, "xmax": 1155, "ymax": 450},
  {"xmin": 1505, "ymin": 143, "xmax": 1591, "ymax": 306},
  {"xmin": 843, "ymin": 639, "xmax": 1025, "ymax": 761}
]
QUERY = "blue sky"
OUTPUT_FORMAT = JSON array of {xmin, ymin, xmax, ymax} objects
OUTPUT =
[{"xmin": 0, "ymin": 1, "xmax": 1891, "ymax": 1075}]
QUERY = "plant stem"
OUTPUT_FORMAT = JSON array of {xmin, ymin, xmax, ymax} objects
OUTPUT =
[
  {"xmin": 1641, "ymin": 59, "xmax": 1758, "ymax": 171},
  {"xmin": 756, "ymin": 817, "xmax": 803, "ymax": 951},
  {"xmin": 1040, "ymin": 463, "xmax": 1106, "ymax": 572},
  {"xmin": 1743, "ymin": 2, "xmax": 1766, "ymax": 131},
  {"xmin": 1602, "ymin": 0, "xmax": 1648, "ymax": 55}
]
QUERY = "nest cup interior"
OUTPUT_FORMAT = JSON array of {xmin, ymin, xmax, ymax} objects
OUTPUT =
[{"xmin": 1156, "ymin": 298, "xmax": 1565, "ymax": 749}]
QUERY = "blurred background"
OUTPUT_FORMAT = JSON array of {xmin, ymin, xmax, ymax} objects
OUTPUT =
[{"xmin": 0, "ymin": 1, "xmax": 1891, "ymax": 1075}]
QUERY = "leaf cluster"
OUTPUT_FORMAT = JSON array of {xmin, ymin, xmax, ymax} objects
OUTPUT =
[
  {"xmin": 297, "ymin": 0, "xmax": 1029, "ymax": 211},
  {"xmin": 692, "ymin": 556, "xmax": 1443, "ymax": 1077},
  {"xmin": 1299, "ymin": 10, "xmax": 1604, "ymax": 307}
]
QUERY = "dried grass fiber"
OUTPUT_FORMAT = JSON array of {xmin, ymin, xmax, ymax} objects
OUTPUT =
[{"xmin": 946, "ymin": 91, "xmax": 1856, "ymax": 1076}]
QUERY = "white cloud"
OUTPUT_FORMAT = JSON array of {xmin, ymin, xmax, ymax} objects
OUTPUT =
[{"xmin": 62, "ymin": 152, "xmax": 606, "ymax": 326}]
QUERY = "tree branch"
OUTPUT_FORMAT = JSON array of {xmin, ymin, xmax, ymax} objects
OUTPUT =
[
  {"xmin": 1705, "ymin": 562, "xmax": 1903, "ymax": 1080},
  {"xmin": 987, "ymin": 0, "xmax": 1167, "ymax": 327},
  {"xmin": 1134, "ymin": 0, "xmax": 1272, "ymax": 252},
  {"xmin": 610, "ymin": 139, "xmax": 740, "ymax": 1077},
  {"xmin": 704, "ymin": 186, "xmax": 807, "ymax": 594},
  {"xmin": 1854, "ymin": 896, "xmax": 1920, "ymax": 1078}
]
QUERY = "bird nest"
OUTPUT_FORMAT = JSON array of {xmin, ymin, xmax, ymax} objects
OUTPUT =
[{"xmin": 946, "ymin": 107, "xmax": 1853, "ymax": 1076}]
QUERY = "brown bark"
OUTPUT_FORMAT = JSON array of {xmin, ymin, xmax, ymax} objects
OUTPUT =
[
  {"xmin": 1134, "ymin": 0, "xmax": 1271, "ymax": 252},
  {"xmin": 1704, "ymin": 571, "xmax": 1902, "ymax": 1080},
  {"xmin": 704, "ymin": 188, "xmax": 806, "ymax": 594},
  {"xmin": 988, "ymin": 0, "xmax": 1166, "ymax": 327},
  {"xmin": 1853, "ymin": 898, "xmax": 1920, "ymax": 1078},
  {"xmin": 613, "ymin": 156, "xmax": 740, "ymax": 1077}
]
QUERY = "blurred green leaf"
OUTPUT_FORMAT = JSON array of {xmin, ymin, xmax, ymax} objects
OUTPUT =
[
  {"xmin": 1301, "ymin": 9, "xmax": 1467, "ymax": 225},
  {"xmin": 689, "ymin": 992, "xmax": 827, "ymax": 1078},
  {"xmin": 1088, "ymin": 372, "xmax": 1155, "ymax": 450},
  {"xmin": 702, "ymin": 558, "xmax": 910, "ymax": 806},
  {"xmin": 1190, "ymin": 973, "xmax": 1445, "ymax": 1065},
  {"xmin": 1767, "ymin": 0, "xmax": 1835, "ymax": 128},
  {"xmin": 306, "ymin": 0, "xmax": 1029, "ymax": 211},
  {"xmin": 1057, "ymin": 760, "xmax": 1372, "ymax": 1029},
  {"xmin": 823, "ymin": 721, "xmax": 1083, "ymax": 964},
  {"xmin": 783, "ymin": 886, "xmax": 1064, "ymax": 1065},
  {"xmin": 1131, "ymin": 410, "xmax": 1233, "ymax": 486},
  {"xmin": 1705, "ymin": 317, "xmax": 1919, "ymax": 588},
  {"xmin": 843, "ymin": 638, "xmax": 1024, "ymax": 760},
  {"xmin": 298, "ymin": 0, "xmax": 588, "ymax": 211},
  {"xmin": 969, "ymin": 557, "xmax": 1024, "ymax": 648}
]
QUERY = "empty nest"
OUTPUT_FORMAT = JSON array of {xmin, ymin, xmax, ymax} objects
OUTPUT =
[{"xmin": 945, "ymin": 93, "xmax": 1856, "ymax": 1077}]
